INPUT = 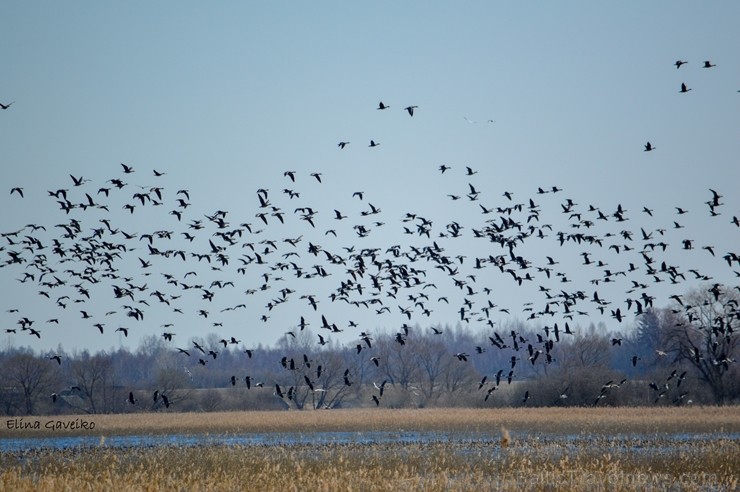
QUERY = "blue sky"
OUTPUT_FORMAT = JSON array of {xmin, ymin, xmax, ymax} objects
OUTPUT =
[{"xmin": 1, "ymin": 2, "xmax": 739, "ymax": 354}]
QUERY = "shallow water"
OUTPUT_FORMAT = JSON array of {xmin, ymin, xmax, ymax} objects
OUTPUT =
[{"xmin": 1, "ymin": 430, "xmax": 737, "ymax": 453}]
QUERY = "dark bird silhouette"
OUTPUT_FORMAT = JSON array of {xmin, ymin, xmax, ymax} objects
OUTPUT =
[
  {"xmin": 377, "ymin": 101, "xmax": 390, "ymax": 110},
  {"xmin": 644, "ymin": 141, "xmax": 655, "ymax": 152},
  {"xmin": 69, "ymin": 174, "xmax": 88, "ymax": 186},
  {"xmin": 0, "ymin": 101, "xmax": 14, "ymax": 110},
  {"xmin": 10, "ymin": 187, "xmax": 24, "ymax": 197},
  {"xmin": 338, "ymin": 141, "xmax": 350, "ymax": 149},
  {"xmin": 680, "ymin": 83, "xmax": 692, "ymax": 93},
  {"xmin": 702, "ymin": 60, "xmax": 716, "ymax": 68},
  {"xmin": 369, "ymin": 140, "xmax": 380, "ymax": 147},
  {"xmin": 674, "ymin": 60, "xmax": 687, "ymax": 69},
  {"xmin": 404, "ymin": 105, "xmax": 418, "ymax": 116}
]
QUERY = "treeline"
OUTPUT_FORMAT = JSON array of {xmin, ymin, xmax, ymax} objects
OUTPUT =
[{"xmin": 2, "ymin": 300, "xmax": 738, "ymax": 416}]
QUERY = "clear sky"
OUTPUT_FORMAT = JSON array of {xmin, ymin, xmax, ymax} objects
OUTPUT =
[{"xmin": 1, "ymin": 2, "xmax": 739, "ymax": 355}]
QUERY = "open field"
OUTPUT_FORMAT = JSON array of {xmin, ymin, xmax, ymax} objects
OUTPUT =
[
  {"xmin": 1, "ymin": 407, "xmax": 739, "ymax": 491},
  {"xmin": 2, "ymin": 406, "xmax": 739, "ymax": 438}
]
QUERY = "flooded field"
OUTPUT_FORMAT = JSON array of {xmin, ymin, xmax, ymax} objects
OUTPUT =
[
  {"xmin": 1, "ymin": 427, "xmax": 738, "ymax": 453},
  {"xmin": 1, "ymin": 407, "xmax": 738, "ymax": 491}
]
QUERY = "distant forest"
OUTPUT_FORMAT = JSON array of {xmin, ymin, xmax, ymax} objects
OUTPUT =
[{"xmin": 2, "ymin": 289, "xmax": 738, "ymax": 415}]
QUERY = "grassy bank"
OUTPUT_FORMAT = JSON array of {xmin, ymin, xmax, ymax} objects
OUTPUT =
[{"xmin": 2, "ymin": 405, "xmax": 739, "ymax": 438}]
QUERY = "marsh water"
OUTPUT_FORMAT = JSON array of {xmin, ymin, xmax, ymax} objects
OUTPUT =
[{"xmin": 1, "ymin": 430, "xmax": 737, "ymax": 454}]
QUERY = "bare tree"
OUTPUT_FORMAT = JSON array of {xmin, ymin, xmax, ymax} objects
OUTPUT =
[
  {"xmin": 413, "ymin": 336, "xmax": 448, "ymax": 404},
  {"xmin": 151, "ymin": 350, "xmax": 193, "ymax": 410},
  {"xmin": 557, "ymin": 331, "xmax": 611, "ymax": 370},
  {"xmin": 1, "ymin": 350, "xmax": 60, "ymax": 415},
  {"xmin": 374, "ymin": 332, "xmax": 421, "ymax": 392},
  {"xmin": 549, "ymin": 330, "xmax": 622, "ymax": 406},
  {"xmin": 662, "ymin": 284, "xmax": 739, "ymax": 404},
  {"xmin": 68, "ymin": 351, "xmax": 113, "ymax": 414}
]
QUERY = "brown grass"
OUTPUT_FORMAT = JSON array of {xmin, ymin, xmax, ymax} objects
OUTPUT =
[
  {"xmin": 1, "ymin": 407, "xmax": 739, "ymax": 491},
  {"xmin": 3, "ymin": 405, "xmax": 738, "ymax": 438}
]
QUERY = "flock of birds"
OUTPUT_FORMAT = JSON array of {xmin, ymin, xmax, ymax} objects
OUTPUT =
[{"xmin": 1, "ymin": 58, "xmax": 738, "ymax": 409}]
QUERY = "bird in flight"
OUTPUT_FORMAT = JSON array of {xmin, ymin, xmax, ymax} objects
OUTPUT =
[
  {"xmin": 369, "ymin": 140, "xmax": 380, "ymax": 147},
  {"xmin": 404, "ymin": 105, "xmax": 418, "ymax": 116},
  {"xmin": 680, "ymin": 83, "xmax": 692, "ymax": 93},
  {"xmin": 70, "ymin": 174, "xmax": 89, "ymax": 186},
  {"xmin": 0, "ymin": 101, "xmax": 14, "ymax": 110},
  {"xmin": 703, "ymin": 60, "xmax": 716, "ymax": 68},
  {"xmin": 377, "ymin": 101, "xmax": 390, "ymax": 110},
  {"xmin": 337, "ymin": 141, "xmax": 350, "ymax": 149},
  {"xmin": 674, "ymin": 60, "xmax": 687, "ymax": 69},
  {"xmin": 10, "ymin": 187, "xmax": 24, "ymax": 197},
  {"xmin": 644, "ymin": 141, "xmax": 655, "ymax": 152}
]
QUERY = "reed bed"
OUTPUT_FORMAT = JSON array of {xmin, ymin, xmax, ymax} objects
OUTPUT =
[
  {"xmin": 1, "ymin": 407, "xmax": 738, "ymax": 491},
  {"xmin": 1, "ymin": 437, "xmax": 737, "ymax": 491}
]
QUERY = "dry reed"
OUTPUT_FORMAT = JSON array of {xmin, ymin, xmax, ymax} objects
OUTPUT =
[
  {"xmin": 1, "ymin": 406, "xmax": 738, "ymax": 491},
  {"xmin": 3, "ymin": 406, "xmax": 737, "ymax": 438}
]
